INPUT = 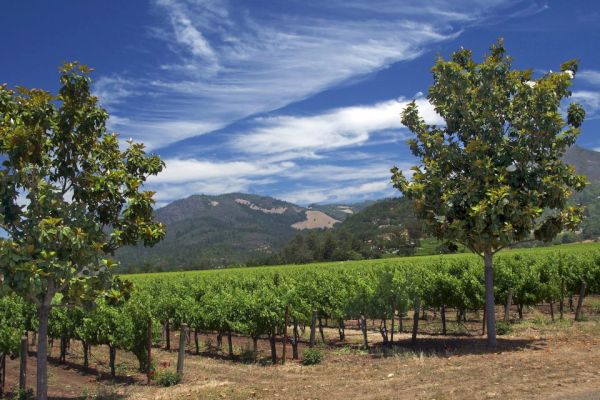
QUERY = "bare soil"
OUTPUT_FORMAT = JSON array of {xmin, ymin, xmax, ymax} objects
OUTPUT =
[{"xmin": 4, "ymin": 303, "xmax": 600, "ymax": 400}]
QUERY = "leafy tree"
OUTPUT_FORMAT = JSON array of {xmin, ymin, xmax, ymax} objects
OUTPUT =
[
  {"xmin": 0, "ymin": 62, "xmax": 165, "ymax": 399},
  {"xmin": 391, "ymin": 40, "xmax": 586, "ymax": 345}
]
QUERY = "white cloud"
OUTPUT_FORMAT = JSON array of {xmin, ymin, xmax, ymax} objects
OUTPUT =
[
  {"xmin": 233, "ymin": 98, "xmax": 441, "ymax": 156},
  {"xmin": 578, "ymin": 70, "xmax": 600, "ymax": 86},
  {"xmin": 93, "ymin": 0, "xmax": 508, "ymax": 150},
  {"xmin": 280, "ymin": 180, "xmax": 394, "ymax": 205}
]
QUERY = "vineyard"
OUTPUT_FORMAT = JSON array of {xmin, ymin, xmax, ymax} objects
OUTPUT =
[{"xmin": 2, "ymin": 242, "xmax": 600, "ymax": 398}]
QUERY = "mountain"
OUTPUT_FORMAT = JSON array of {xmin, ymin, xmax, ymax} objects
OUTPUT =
[
  {"xmin": 563, "ymin": 145, "xmax": 600, "ymax": 184},
  {"xmin": 116, "ymin": 193, "xmax": 346, "ymax": 271}
]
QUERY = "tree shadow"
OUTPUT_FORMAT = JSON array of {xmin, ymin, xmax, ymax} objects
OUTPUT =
[{"xmin": 368, "ymin": 336, "xmax": 543, "ymax": 358}]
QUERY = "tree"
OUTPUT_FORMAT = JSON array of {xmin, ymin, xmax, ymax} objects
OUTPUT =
[
  {"xmin": 0, "ymin": 62, "xmax": 165, "ymax": 399},
  {"xmin": 391, "ymin": 40, "xmax": 586, "ymax": 346}
]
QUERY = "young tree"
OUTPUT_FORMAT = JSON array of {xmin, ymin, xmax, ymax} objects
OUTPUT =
[
  {"xmin": 391, "ymin": 40, "xmax": 586, "ymax": 346},
  {"xmin": 0, "ymin": 62, "xmax": 165, "ymax": 399}
]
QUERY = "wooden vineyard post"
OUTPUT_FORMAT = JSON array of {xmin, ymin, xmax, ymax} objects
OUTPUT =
[
  {"xmin": 177, "ymin": 324, "xmax": 188, "ymax": 376},
  {"xmin": 309, "ymin": 310, "xmax": 317, "ymax": 348},
  {"xmin": 504, "ymin": 288, "xmax": 513, "ymax": 323},
  {"xmin": 282, "ymin": 305, "xmax": 289, "ymax": 365},
  {"xmin": 575, "ymin": 282, "xmax": 587, "ymax": 322},
  {"xmin": 147, "ymin": 319, "xmax": 153, "ymax": 383},
  {"xmin": 20, "ymin": 334, "xmax": 28, "ymax": 391}
]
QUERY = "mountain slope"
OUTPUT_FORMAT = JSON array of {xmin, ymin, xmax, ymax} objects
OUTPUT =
[{"xmin": 563, "ymin": 145, "xmax": 600, "ymax": 184}]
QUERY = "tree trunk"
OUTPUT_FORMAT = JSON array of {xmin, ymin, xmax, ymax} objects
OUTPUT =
[
  {"xmin": 227, "ymin": 330, "xmax": 233, "ymax": 358},
  {"xmin": 412, "ymin": 297, "xmax": 420, "ymax": 345},
  {"xmin": 575, "ymin": 282, "xmax": 587, "ymax": 321},
  {"xmin": 360, "ymin": 315, "xmax": 369, "ymax": 349},
  {"xmin": 399, "ymin": 307, "xmax": 403, "ymax": 333},
  {"xmin": 109, "ymin": 346, "xmax": 116, "ymax": 377},
  {"xmin": 504, "ymin": 288, "xmax": 513, "ymax": 323},
  {"xmin": 269, "ymin": 335, "xmax": 277, "ymax": 364},
  {"xmin": 147, "ymin": 319, "xmax": 152, "ymax": 384},
  {"xmin": 37, "ymin": 303, "xmax": 50, "ymax": 400},
  {"xmin": 194, "ymin": 329, "xmax": 200, "ymax": 355},
  {"xmin": 549, "ymin": 301, "xmax": 555, "ymax": 322},
  {"xmin": 82, "ymin": 341, "xmax": 89, "ymax": 370},
  {"xmin": 482, "ymin": 304, "xmax": 486, "ymax": 335},
  {"xmin": 379, "ymin": 319, "xmax": 389, "ymax": 344},
  {"xmin": 20, "ymin": 335, "xmax": 28, "ymax": 391},
  {"xmin": 292, "ymin": 321, "xmax": 300, "ymax": 360},
  {"xmin": 216, "ymin": 332, "xmax": 222, "ymax": 351},
  {"xmin": 569, "ymin": 293, "xmax": 574, "ymax": 312},
  {"xmin": 309, "ymin": 310, "xmax": 317, "ymax": 348},
  {"xmin": 252, "ymin": 336, "xmax": 258, "ymax": 353},
  {"xmin": 484, "ymin": 249, "xmax": 497, "ymax": 347},
  {"xmin": 518, "ymin": 304, "xmax": 524, "ymax": 320},
  {"xmin": 0, "ymin": 353, "xmax": 5, "ymax": 398},
  {"xmin": 165, "ymin": 320, "xmax": 171, "ymax": 350},
  {"xmin": 59, "ymin": 336, "xmax": 67, "ymax": 364},
  {"xmin": 559, "ymin": 279, "xmax": 565, "ymax": 320},
  {"xmin": 441, "ymin": 304, "xmax": 447, "ymax": 335},
  {"xmin": 390, "ymin": 303, "xmax": 396, "ymax": 343},
  {"xmin": 337, "ymin": 319, "xmax": 345, "ymax": 341},
  {"xmin": 318, "ymin": 317, "xmax": 325, "ymax": 344}
]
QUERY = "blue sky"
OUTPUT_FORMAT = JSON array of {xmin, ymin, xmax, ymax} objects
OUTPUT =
[{"xmin": 2, "ymin": 0, "xmax": 600, "ymax": 206}]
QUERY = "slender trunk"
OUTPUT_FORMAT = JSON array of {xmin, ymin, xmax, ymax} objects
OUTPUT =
[
  {"xmin": 109, "ymin": 345, "xmax": 116, "ymax": 378},
  {"xmin": 292, "ymin": 321, "xmax": 300, "ymax": 360},
  {"xmin": 194, "ymin": 329, "xmax": 200, "ymax": 355},
  {"xmin": 165, "ymin": 320, "xmax": 171, "ymax": 350},
  {"xmin": 399, "ymin": 306, "xmax": 403, "ymax": 333},
  {"xmin": 146, "ymin": 319, "xmax": 152, "ymax": 383},
  {"xmin": 177, "ymin": 325, "xmax": 187, "ymax": 376},
  {"xmin": 318, "ymin": 317, "xmax": 325, "ymax": 344},
  {"xmin": 569, "ymin": 293, "xmax": 574, "ymax": 312},
  {"xmin": 484, "ymin": 249, "xmax": 497, "ymax": 347},
  {"xmin": 252, "ymin": 336, "xmax": 258, "ymax": 353},
  {"xmin": 379, "ymin": 319, "xmax": 389, "ymax": 344},
  {"xmin": 390, "ymin": 302, "xmax": 396, "ymax": 343},
  {"xmin": 559, "ymin": 279, "xmax": 565, "ymax": 320},
  {"xmin": 309, "ymin": 310, "xmax": 317, "ymax": 348},
  {"xmin": 504, "ymin": 288, "xmax": 513, "ymax": 323},
  {"xmin": 59, "ymin": 336, "xmax": 67, "ymax": 364},
  {"xmin": 421, "ymin": 307, "xmax": 426, "ymax": 320},
  {"xmin": 82, "ymin": 341, "xmax": 89, "ymax": 370},
  {"xmin": 269, "ymin": 335, "xmax": 277, "ymax": 364},
  {"xmin": 412, "ymin": 297, "xmax": 420, "ymax": 345},
  {"xmin": 575, "ymin": 282, "xmax": 587, "ymax": 321},
  {"xmin": 518, "ymin": 304, "xmax": 524, "ymax": 320},
  {"xmin": 441, "ymin": 304, "xmax": 447, "ymax": 335},
  {"xmin": 37, "ymin": 303, "xmax": 50, "ymax": 400},
  {"xmin": 282, "ymin": 306, "xmax": 289, "ymax": 365},
  {"xmin": 549, "ymin": 301, "xmax": 555, "ymax": 322},
  {"xmin": 337, "ymin": 319, "xmax": 345, "ymax": 341},
  {"xmin": 227, "ymin": 330, "xmax": 233, "ymax": 357},
  {"xmin": 360, "ymin": 315, "xmax": 369, "ymax": 349},
  {"xmin": 0, "ymin": 353, "xmax": 5, "ymax": 398},
  {"xmin": 216, "ymin": 332, "xmax": 222, "ymax": 351},
  {"xmin": 47, "ymin": 339, "xmax": 53, "ymax": 357},
  {"xmin": 20, "ymin": 335, "xmax": 28, "ymax": 391},
  {"xmin": 482, "ymin": 304, "xmax": 486, "ymax": 335}
]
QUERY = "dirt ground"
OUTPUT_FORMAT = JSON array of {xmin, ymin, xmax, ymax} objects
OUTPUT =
[{"xmin": 3, "ymin": 304, "xmax": 600, "ymax": 400}]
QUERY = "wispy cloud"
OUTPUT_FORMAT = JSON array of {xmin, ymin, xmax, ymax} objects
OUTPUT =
[
  {"xmin": 572, "ymin": 91, "xmax": 600, "ymax": 120},
  {"xmin": 94, "ymin": 0, "xmax": 509, "ymax": 150},
  {"xmin": 279, "ymin": 180, "xmax": 395, "ymax": 205},
  {"xmin": 578, "ymin": 70, "xmax": 600, "ymax": 86}
]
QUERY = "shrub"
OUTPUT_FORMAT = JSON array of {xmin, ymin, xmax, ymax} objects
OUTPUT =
[
  {"xmin": 153, "ymin": 370, "xmax": 182, "ymax": 387},
  {"xmin": 11, "ymin": 389, "xmax": 34, "ymax": 400},
  {"xmin": 496, "ymin": 321, "xmax": 512, "ymax": 335},
  {"xmin": 302, "ymin": 348, "xmax": 324, "ymax": 365}
]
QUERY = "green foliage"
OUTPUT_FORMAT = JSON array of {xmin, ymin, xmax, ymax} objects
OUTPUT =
[
  {"xmin": 495, "ymin": 321, "xmax": 512, "ymax": 335},
  {"xmin": 392, "ymin": 40, "xmax": 586, "ymax": 254},
  {"xmin": 10, "ymin": 388, "xmax": 34, "ymax": 400},
  {"xmin": 153, "ymin": 370, "xmax": 182, "ymax": 387},
  {"xmin": 302, "ymin": 348, "xmax": 324, "ymax": 365}
]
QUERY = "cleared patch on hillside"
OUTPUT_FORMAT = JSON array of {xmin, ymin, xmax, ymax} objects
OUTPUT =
[
  {"xmin": 292, "ymin": 210, "xmax": 340, "ymax": 229},
  {"xmin": 235, "ymin": 198, "xmax": 288, "ymax": 214}
]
